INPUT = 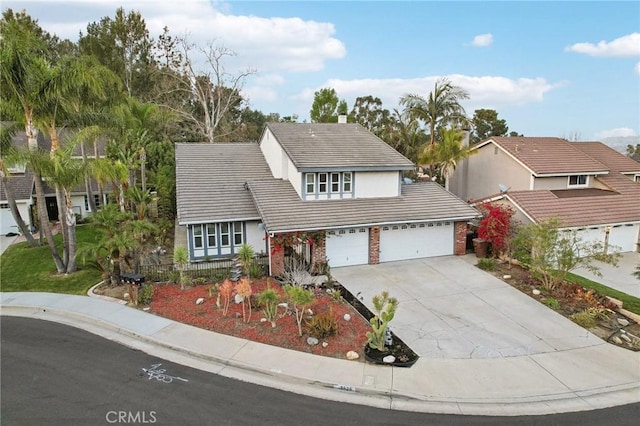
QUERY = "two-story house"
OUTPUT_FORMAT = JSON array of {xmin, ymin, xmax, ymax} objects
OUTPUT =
[
  {"xmin": 175, "ymin": 122, "xmax": 479, "ymax": 274},
  {"xmin": 449, "ymin": 137, "xmax": 640, "ymax": 253}
]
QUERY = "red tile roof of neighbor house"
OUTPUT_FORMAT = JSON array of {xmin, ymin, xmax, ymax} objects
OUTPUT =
[
  {"xmin": 485, "ymin": 137, "xmax": 609, "ymax": 175},
  {"xmin": 504, "ymin": 142, "xmax": 640, "ymax": 227}
]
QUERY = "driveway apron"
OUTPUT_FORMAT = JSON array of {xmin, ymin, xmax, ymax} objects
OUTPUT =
[{"xmin": 331, "ymin": 256, "xmax": 604, "ymax": 359}]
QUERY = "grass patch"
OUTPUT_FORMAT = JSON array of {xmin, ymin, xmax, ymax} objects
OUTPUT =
[
  {"xmin": 566, "ymin": 272, "xmax": 640, "ymax": 316},
  {"xmin": 0, "ymin": 224, "xmax": 104, "ymax": 295}
]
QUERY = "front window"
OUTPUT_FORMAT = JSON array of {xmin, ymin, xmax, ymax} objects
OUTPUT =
[
  {"xmin": 193, "ymin": 225, "xmax": 203, "ymax": 249},
  {"xmin": 207, "ymin": 224, "xmax": 217, "ymax": 247},
  {"xmin": 568, "ymin": 175, "xmax": 587, "ymax": 187},
  {"xmin": 343, "ymin": 172, "xmax": 352, "ymax": 192},
  {"xmin": 220, "ymin": 222, "xmax": 230, "ymax": 247},
  {"xmin": 305, "ymin": 173, "xmax": 315, "ymax": 194},
  {"xmin": 233, "ymin": 222, "xmax": 243, "ymax": 245}
]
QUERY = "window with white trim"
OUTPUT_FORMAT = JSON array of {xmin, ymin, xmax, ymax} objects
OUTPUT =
[
  {"xmin": 220, "ymin": 222, "xmax": 230, "ymax": 247},
  {"xmin": 233, "ymin": 222, "xmax": 243, "ymax": 245},
  {"xmin": 343, "ymin": 172, "xmax": 352, "ymax": 193},
  {"xmin": 305, "ymin": 173, "xmax": 315, "ymax": 193},
  {"xmin": 206, "ymin": 224, "xmax": 217, "ymax": 247},
  {"xmin": 84, "ymin": 194, "xmax": 102, "ymax": 210},
  {"xmin": 568, "ymin": 175, "xmax": 587, "ymax": 187},
  {"xmin": 331, "ymin": 173, "xmax": 340, "ymax": 193},
  {"xmin": 318, "ymin": 173, "xmax": 328, "ymax": 193},
  {"xmin": 193, "ymin": 225, "xmax": 203, "ymax": 249}
]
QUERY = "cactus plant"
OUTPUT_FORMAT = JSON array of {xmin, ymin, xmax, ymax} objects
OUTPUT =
[{"xmin": 365, "ymin": 291, "xmax": 399, "ymax": 352}]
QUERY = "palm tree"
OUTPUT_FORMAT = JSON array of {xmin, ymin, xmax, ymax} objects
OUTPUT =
[
  {"xmin": 400, "ymin": 78, "xmax": 470, "ymax": 147},
  {"xmin": 418, "ymin": 128, "xmax": 476, "ymax": 190},
  {"xmin": 173, "ymin": 246, "xmax": 189, "ymax": 290},
  {"xmin": 380, "ymin": 109, "xmax": 428, "ymax": 165}
]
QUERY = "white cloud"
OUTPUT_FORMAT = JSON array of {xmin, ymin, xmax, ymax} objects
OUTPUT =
[
  {"xmin": 594, "ymin": 128, "xmax": 638, "ymax": 139},
  {"xmin": 635, "ymin": 62, "xmax": 640, "ymax": 75},
  {"xmin": 565, "ymin": 32, "xmax": 640, "ymax": 57},
  {"xmin": 293, "ymin": 74, "xmax": 563, "ymax": 112},
  {"xmin": 242, "ymin": 86, "xmax": 279, "ymax": 103},
  {"xmin": 471, "ymin": 33, "xmax": 493, "ymax": 47}
]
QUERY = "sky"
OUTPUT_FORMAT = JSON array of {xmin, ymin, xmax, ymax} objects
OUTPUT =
[{"xmin": 4, "ymin": 0, "xmax": 640, "ymax": 142}]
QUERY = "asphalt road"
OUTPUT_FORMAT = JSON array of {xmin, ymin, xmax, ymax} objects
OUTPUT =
[{"xmin": 1, "ymin": 316, "xmax": 638, "ymax": 426}]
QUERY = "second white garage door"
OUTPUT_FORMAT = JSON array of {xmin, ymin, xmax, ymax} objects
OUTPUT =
[
  {"xmin": 325, "ymin": 228, "xmax": 369, "ymax": 267},
  {"xmin": 380, "ymin": 222, "xmax": 454, "ymax": 263}
]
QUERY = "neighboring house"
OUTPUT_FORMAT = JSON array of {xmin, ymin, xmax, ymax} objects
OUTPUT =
[
  {"xmin": 449, "ymin": 137, "xmax": 640, "ymax": 253},
  {"xmin": 175, "ymin": 122, "xmax": 479, "ymax": 275},
  {"xmin": 0, "ymin": 128, "xmax": 110, "ymax": 235}
]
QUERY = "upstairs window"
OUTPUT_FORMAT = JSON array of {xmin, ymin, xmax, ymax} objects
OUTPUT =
[
  {"xmin": 206, "ymin": 224, "xmax": 217, "ymax": 247},
  {"xmin": 568, "ymin": 175, "xmax": 587, "ymax": 187},
  {"xmin": 192, "ymin": 225, "xmax": 203, "ymax": 249},
  {"xmin": 318, "ymin": 173, "xmax": 328, "ymax": 193},
  {"xmin": 305, "ymin": 173, "xmax": 315, "ymax": 194},
  {"xmin": 331, "ymin": 173, "xmax": 340, "ymax": 192},
  {"xmin": 343, "ymin": 172, "xmax": 352, "ymax": 193},
  {"xmin": 233, "ymin": 222, "xmax": 243, "ymax": 245}
]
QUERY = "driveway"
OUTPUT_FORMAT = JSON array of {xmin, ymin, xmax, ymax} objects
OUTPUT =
[
  {"xmin": 331, "ymin": 256, "xmax": 604, "ymax": 359},
  {"xmin": 573, "ymin": 251, "xmax": 640, "ymax": 298},
  {"xmin": 0, "ymin": 234, "xmax": 18, "ymax": 256}
]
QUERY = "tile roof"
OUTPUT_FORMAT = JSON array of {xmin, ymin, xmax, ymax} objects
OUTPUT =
[
  {"xmin": 485, "ymin": 137, "xmax": 609, "ymax": 175},
  {"xmin": 265, "ymin": 122, "xmax": 414, "ymax": 171},
  {"xmin": 503, "ymin": 142, "xmax": 640, "ymax": 227},
  {"xmin": 175, "ymin": 143, "xmax": 273, "ymax": 224},
  {"xmin": 0, "ymin": 170, "xmax": 34, "ymax": 202},
  {"xmin": 246, "ymin": 179, "xmax": 480, "ymax": 233}
]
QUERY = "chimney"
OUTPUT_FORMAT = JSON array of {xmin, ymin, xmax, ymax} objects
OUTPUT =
[{"xmin": 338, "ymin": 114, "xmax": 347, "ymax": 124}]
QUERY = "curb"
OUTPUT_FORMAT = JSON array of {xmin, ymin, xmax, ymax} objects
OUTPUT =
[{"xmin": 2, "ymin": 302, "xmax": 639, "ymax": 416}]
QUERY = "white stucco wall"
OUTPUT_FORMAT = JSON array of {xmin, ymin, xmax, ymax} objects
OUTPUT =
[
  {"xmin": 533, "ymin": 176, "xmax": 591, "ymax": 190},
  {"xmin": 463, "ymin": 143, "xmax": 532, "ymax": 201},
  {"xmin": 260, "ymin": 128, "xmax": 283, "ymax": 179},
  {"xmin": 287, "ymin": 158, "xmax": 302, "ymax": 196},
  {"xmin": 356, "ymin": 171, "xmax": 400, "ymax": 198}
]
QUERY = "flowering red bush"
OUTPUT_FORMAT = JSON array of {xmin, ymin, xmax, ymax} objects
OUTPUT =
[
  {"xmin": 477, "ymin": 203, "xmax": 515, "ymax": 254},
  {"xmin": 150, "ymin": 278, "xmax": 370, "ymax": 360}
]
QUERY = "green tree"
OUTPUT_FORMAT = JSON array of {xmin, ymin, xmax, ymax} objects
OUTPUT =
[
  {"xmin": 349, "ymin": 95, "xmax": 390, "ymax": 136},
  {"xmin": 380, "ymin": 109, "xmax": 428, "ymax": 164},
  {"xmin": 173, "ymin": 246, "xmax": 189, "ymax": 290},
  {"xmin": 284, "ymin": 284, "xmax": 315, "ymax": 337},
  {"xmin": 78, "ymin": 7, "xmax": 154, "ymax": 98},
  {"xmin": 512, "ymin": 218, "xmax": 621, "ymax": 291},
  {"xmin": 470, "ymin": 108, "xmax": 509, "ymax": 145},
  {"xmin": 626, "ymin": 144, "xmax": 640, "ymax": 162},
  {"xmin": 310, "ymin": 88, "xmax": 346, "ymax": 123},
  {"xmin": 400, "ymin": 78, "xmax": 470, "ymax": 147},
  {"xmin": 418, "ymin": 128, "xmax": 476, "ymax": 188}
]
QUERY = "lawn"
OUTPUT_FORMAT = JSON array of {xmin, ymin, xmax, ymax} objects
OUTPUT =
[{"xmin": 0, "ymin": 224, "xmax": 104, "ymax": 295}]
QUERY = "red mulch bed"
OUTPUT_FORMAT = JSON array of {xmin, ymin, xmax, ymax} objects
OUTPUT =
[{"xmin": 150, "ymin": 277, "xmax": 370, "ymax": 360}]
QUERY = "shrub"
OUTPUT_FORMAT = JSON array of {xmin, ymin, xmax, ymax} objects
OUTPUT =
[
  {"xmin": 571, "ymin": 307, "xmax": 609, "ymax": 328},
  {"xmin": 544, "ymin": 297, "xmax": 560, "ymax": 310},
  {"xmin": 236, "ymin": 278, "xmax": 253, "ymax": 323},
  {"xmin": 366, "ymin": 291, "xmax": 399, "ymax": 352},
  {"xmin": 137, "ymin": 284, "xmax": 154, "ymax": 305},
  {"xmin": 284, "ymin": 284, "xmax": 315, "ymax": 337},
  {"xmin": 477, "ymin": 203, "xmax": 515, "ymax": 256},
  {"xmin": 476, "ymin": 258, "xmax": 496, "ymax": 271},
  {"xmin": 258, "ymin": 285, "xmax": 279, "ymax": 328},
  {"xmin": 168, "ymin": 270, "xmax": 181, "ymax": 285},
  {"xmin": 237, "ymin": 243, "xmax": 255, "ymax": 276},
  {"xmin": 249, "ymin": 262, "xmax": 264, "ymax": 279},
  {"xmin": 219, "ymin": 279, "xmax": 234, "ymax": 316},
  {"xmin": 306, "ymin": 307, "xmax": 338, "ymax": 338}
]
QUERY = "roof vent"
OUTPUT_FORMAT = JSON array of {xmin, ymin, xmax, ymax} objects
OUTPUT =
[{"xmin": 338, "ymin": 114, "xmax": 347, "ymax": 124}]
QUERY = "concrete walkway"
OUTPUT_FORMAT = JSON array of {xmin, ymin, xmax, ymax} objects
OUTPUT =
[
  {"xmin": 2, "ymin": 290, "xmax": 639, "ymax": 416},
  {"xmin": 331, "ymin": 257, "xmax": 604, "ymax": 359},
  {"xmin": 573, "ymin": 252, "xmax": 640, "ymax": 298}
]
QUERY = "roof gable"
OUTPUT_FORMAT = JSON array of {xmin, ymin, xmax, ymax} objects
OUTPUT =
[
  {"xmin": 485, "ymin": 137, "xmax": 609, "ymax": 175},
  {"xmin": 264, "ymin": 122, "xmax": 414, "ymax": 171}
]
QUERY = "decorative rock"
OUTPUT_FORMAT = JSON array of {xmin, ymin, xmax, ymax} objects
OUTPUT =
[
  {"xmin": 196, "ymin": 297, "xmax": 204, "ymax": 305},
  {"xmin": 322, "ymin": 342, "xmax": 329, "ymax": 348},
  {"xmin": 307, "ymin": 308, "xmax": 313, "ymax": 315},
  {"xmin": 620, "ymin": 334, "xmax": 632, "ymax": 343},
  {"xmin": 383, "ymin": 355, "xmax": 396, "ymax": 364},
  {"xmin": 260, "ymin": 318, "xmax": 267, "ymax": 323},
  {"xmin": 143, "ymin": 307, "xmax": 150, "ymax": 312},
  {"xmin": 532, "ymin": 289, "xmax": 541, "ymax": 296},
  {"xmin": 278, "ymin": 302, "xmax": 288, "ymax": 309},
  {"xmin": 503, "ymin": 275, "xmax": 512, "ymax": 280},
  {"xmin": 235, "ymin": 312, "xmax": 242, "ymax": 318},
  {"xmin": 612, "ymin": 336, "xmax": 623, "ymax": 345},
  {"xmin": 234, "ymin": 294, "xmax": 244, "ymax": 304},
  {"xmin": 123, "ymin": 292, "xmax": 130, "ymax": 300},
  {"xmin": 617, "ymin": 318, "xmax": 630, "ymax": 327},
  {"xmin": 343, "ymin": 314, "xmax": 351, "ymax": 321},
  {"xmin": 346, "ymin": 351, "xmax": 359, "ymax": 360},
  {"xmin": 307, "ymin": 337, "xmax": 319, "ymax": 346}
]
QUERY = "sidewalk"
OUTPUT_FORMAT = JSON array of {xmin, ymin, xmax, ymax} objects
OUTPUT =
[{"xmin": 1, "ymin": 291, "xmax": 639, "ymax": 416}]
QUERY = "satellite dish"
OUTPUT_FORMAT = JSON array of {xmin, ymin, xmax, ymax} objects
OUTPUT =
[{"xmin": 498, "ymin": 184, "xmax": 510, "ymax": 193}]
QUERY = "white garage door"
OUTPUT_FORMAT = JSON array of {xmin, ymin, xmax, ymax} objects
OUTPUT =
[
  {"xmin": 380, "ymin": 221, "xmax": 454, "ymax": 263},
  {"xmin": 1, "ymin": 207, "xmax": 18, "ymax": 235},
  {"xmin": 609, "ymin": 224, "xmax": 639, "ymax": 253},
  {"xmin": 326, "ymin": 227, "xmax": 369, "ymax": 267}
]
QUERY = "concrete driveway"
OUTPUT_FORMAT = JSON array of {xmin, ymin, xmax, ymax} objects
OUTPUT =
[
  {"xmin": 332, "ymin": 256, "xmax": 604, "ymax": 360},
  {"xmin": 573, "ymin": 251, "xmax": 640, "ymax": 298}
]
